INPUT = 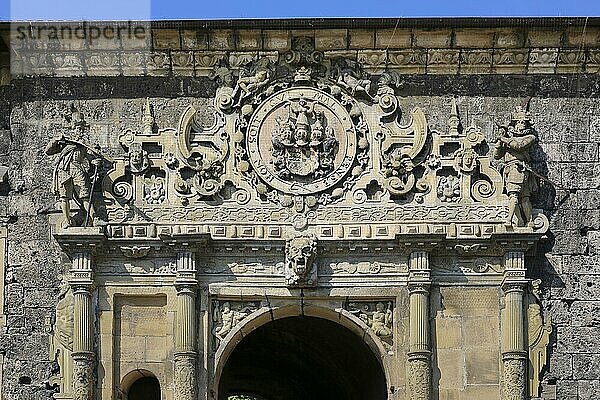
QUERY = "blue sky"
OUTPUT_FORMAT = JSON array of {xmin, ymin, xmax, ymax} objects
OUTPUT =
[{"xmin": 2, "ymin": 0, "xmax": 599, "ymax": 20}]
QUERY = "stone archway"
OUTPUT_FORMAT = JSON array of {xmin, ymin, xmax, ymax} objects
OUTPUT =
[
  {"xmin": 217, "ymin": 315, "xmax": 387, "ymax": 400},
  {"xmin": 120, "ymin": 369, "xmax": 161, "ymax": 400}
]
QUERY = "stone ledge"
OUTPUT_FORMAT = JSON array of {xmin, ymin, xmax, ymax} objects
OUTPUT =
[{"xmin": 9, "ymin": 47, "xmax": 600, "ymax": 77}]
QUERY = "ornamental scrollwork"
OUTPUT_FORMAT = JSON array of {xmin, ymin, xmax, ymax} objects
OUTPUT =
[{"xmin": 47, "ymin": 43, "xmax": 548, "ymax": 236}]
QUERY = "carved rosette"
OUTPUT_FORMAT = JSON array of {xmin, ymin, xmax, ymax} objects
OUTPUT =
[
  {"xmin": 72, "ymin": 354, "xmax": 95, "ymax": 400},
  {"xmin": 502, "ymin": 356, "xmax": 526, "ymax": 400},
  {"xmin": 174, "ymin": 352, "xmax": 197, "ymax": 400},
  {"xmin": 408, "ymin": 356, "xmax": 431, "ymax": 400}
]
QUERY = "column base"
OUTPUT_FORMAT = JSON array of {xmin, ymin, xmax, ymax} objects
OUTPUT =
[
  {"xmin": 72, "ymin": 352, "xmax": 95, "ymax": 400},
  {"xmin": 502, "ymin": 352, "xmax": 527, "ymax": 400},
  {"xmin": 407, "ymin": 351, "xmax": 431, "ymax": 400},
  {"xmin": 174, "ymin": 351, "xmax": 197, "ymax": 400}
]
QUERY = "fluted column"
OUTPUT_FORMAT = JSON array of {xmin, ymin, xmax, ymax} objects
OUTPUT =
[
  {"xmin": 407, "ymin": 251, "xmax": 431, "ymax": 400},
  {"xmin": 70, "ymin": 251, "xmax": 95, "ymax": 400},
  {"xmin": 174, "ymin": 250, "xmax": 198, "ymax": 400},
  {"xmin": 501, "ymin": 251, "xmax": 527, "ymax": 400}
]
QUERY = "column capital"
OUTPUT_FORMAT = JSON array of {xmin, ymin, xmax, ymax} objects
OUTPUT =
[
  {"xmin": 409, "ymin": 251, "xmax": 431, "ymax": 285},
  {"xmin": 176, "ymin": 250, "xmax": 198, "ymax": 286},
  {"xmin": 69, "ymin": 251, "xmax": 94, "ymax": 288},
  {"xmin": 502, "ymin": 250, "xmax": 527, "ymax": 290}
]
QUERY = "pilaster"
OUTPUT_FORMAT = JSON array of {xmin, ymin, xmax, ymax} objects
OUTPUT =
[
  {"xmin": 501, "ymin": 251, "xmax": 527, "ymax": 400},
  {"xmin": 174, "ymin": 249, "xmax": 198, "ymax": 400},
  {"xmin": 407, "ymin": 251, "xmax": 431, "ymax": 400},
  {"xmin": 69, "ymin": 251, "xmax": 95, "ymax": 400}
]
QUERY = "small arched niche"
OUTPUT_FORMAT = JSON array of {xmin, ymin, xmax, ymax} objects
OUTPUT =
[{"xmin": 120, "ymin": 369, "xmax": 161, "ymax": 400}]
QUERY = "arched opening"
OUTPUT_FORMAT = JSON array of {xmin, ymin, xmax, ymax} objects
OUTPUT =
[
  {"xmin": 218, "ymin": 315, "xmax": 387, "ymax": 400},
  {"xmin": 120, "ymin": 370, "xmax": 161, "ymax": 400}
]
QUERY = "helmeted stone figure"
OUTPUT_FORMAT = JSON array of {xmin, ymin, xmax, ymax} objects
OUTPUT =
[
  {"xmin": 45, "ymin": 135, "xmax": 102, "ymax": 228},
  {"xmin": 493, "ymin": 105, "xmax": 538, "ymax": 227}
]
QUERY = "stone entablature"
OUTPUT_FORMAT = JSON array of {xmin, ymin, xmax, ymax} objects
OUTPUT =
[{"xmin": 4, "ymin": 18, "xmax": 600, "ymax": 77}]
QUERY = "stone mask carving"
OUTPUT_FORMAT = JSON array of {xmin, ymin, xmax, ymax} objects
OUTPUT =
[{"xmin": 284, "ymin": 233, "xmax": 317, "ymax": 286}]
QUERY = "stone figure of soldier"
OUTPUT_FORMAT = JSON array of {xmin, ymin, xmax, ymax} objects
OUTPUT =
[
  {"xmin": 493, "ymin": 105, "xmax": 538, "ymax": 227},
  {"xmin": 45, "ymin": 135, "xmax": 102, "ymax": 228}
]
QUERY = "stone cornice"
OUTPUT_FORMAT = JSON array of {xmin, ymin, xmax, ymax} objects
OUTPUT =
[{"xmin": 5, "ymin": 18, "xmax": 600, "ymax": 77}]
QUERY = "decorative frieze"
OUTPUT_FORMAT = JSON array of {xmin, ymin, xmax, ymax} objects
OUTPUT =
[
  {"xmin": 388, "ymin": 50, "xmax": 427, "ymax": 74},
  {"xmin": 426, "ymin": 49, "xmax": 460, "ymax": 74},
  {"xmin": 528, "ymin": 48, "xmax": 558, "ymax": 73}
]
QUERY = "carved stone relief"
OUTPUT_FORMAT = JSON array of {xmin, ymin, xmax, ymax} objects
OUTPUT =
[
  {"xmin": 212, "ymin": 301, "xmax": 261, "ymax": 346},
  {"xmin": 284, "ymin": 232, "xmax": 318, "ymax": 287},
  {"xmin": 174, "ymin": 353, "xmax": 197, "ymax": 400},
  {"xmin": 46, "ymin": 275, "xmax": 74, "ymax": 396},
  {"xmin": 324, "ymin": 260, "xmax": 408, "ymax": 275},
  {"xmin": 199, "ymin": 259, "xmax": 283, "ymax": 275},
  {"xmin": 36, "ymin": 37, "xmax": 546, "ymax": 239},
  {"xmin": 408, "ymin": 357, "xmax": 431, "ymax": 400},
  {"xmin": 527, "ymin": 279, "xmax": 552, "ymax": 398},
  {"xmin": 430, "ymin": 257, "xmax": 504, "ymax": 275},
  {"xmin": 345, "ymin": 301, "xmax": 394, "ymax": 349},
  {"xmin": 503, "ymin": 358, "xmax": 527, "ymax": 400},
  {"xmin": 40, "ymin": 32, "xmax": 556, "ymax": 400},
  {"xmin": 72, "ymin": 356, "xmax": 94, "ymax": 400}
]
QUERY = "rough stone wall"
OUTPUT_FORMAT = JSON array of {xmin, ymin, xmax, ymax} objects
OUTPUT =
[{"xmin": 0, "ymin": 22, "xmax": 599, "ymax": 400}]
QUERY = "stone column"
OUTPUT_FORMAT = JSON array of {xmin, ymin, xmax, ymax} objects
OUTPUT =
[
  {"xmin": 70, "ymin": 251, "xmax": 95, "ymax": 400},
  {"xmin": 407, "ymin": 251, "xmax": 431, "ymax": 400},
  {"xmin": 501, "ymin": 251, "xmax": 527, "ymax": 400},
  {"xmin": 174, "ymin": 250, "xmax": 198, "ymax": 400}
]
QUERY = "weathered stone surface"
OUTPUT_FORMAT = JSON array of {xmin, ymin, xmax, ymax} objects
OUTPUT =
[
  {"xmin": 573, "ymin": 355, "xmax": 600, "ymax": 380},
  {"xmin": 578, "ymin": 380, "xmax": 600, "ymax": 400},
  {"xmin": 0, "ymin": 18, "xmax": 599, "ymax": 400}
]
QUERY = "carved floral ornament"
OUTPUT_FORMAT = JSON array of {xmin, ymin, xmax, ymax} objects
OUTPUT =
[{"xmin": 46, "ymin": 38, "xmax": 549, "ymax": 238}]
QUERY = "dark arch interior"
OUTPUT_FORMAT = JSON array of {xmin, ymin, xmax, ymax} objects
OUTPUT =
[
  {"xmin": 218, "ymin": 315, "xmax": 387, "ymax": 400},
  {"xmin": 128, "ymin": 376, "xmax": 160, "ymax": 400}
]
